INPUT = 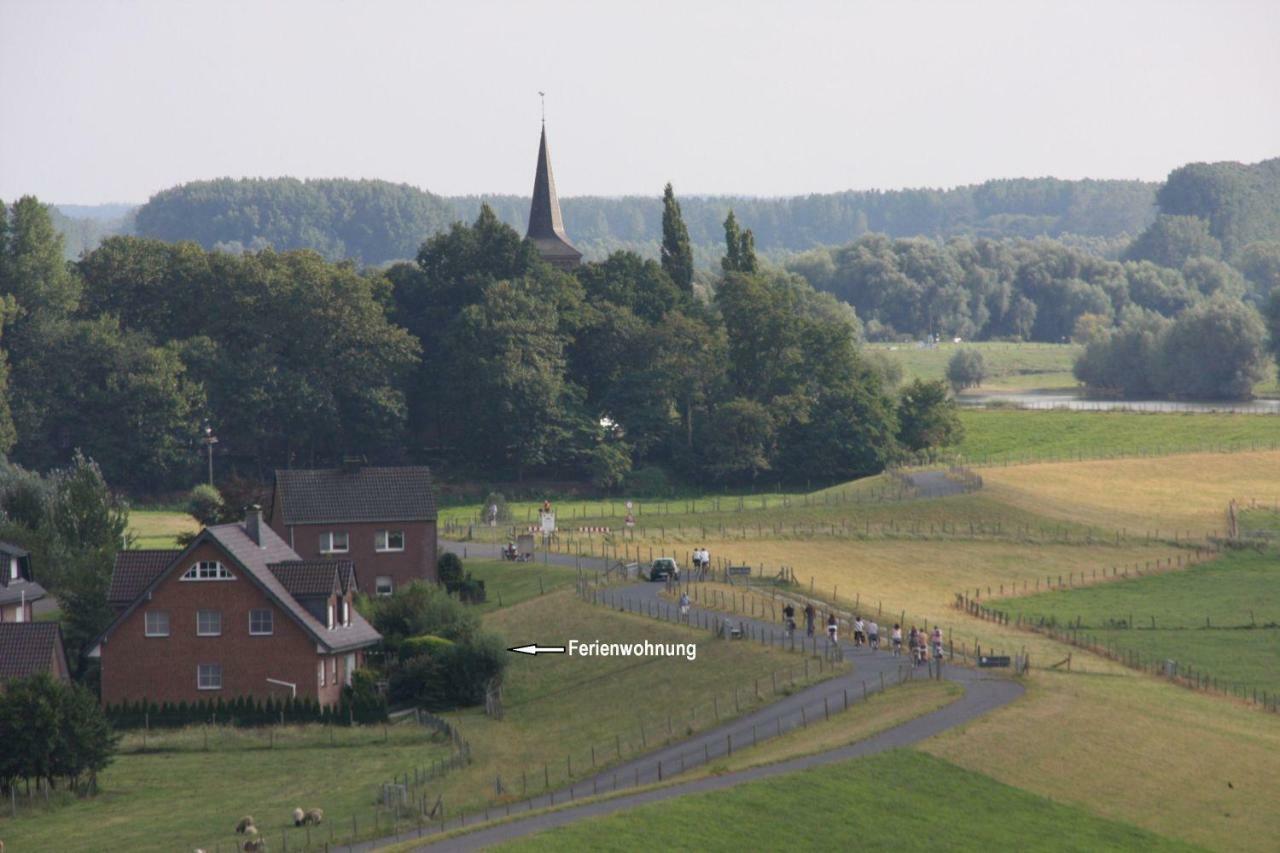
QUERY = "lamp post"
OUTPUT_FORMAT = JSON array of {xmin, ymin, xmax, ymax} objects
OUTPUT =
[{"xmin": 201, "ymin": 420, "xmax": 218, "ymax": 486}]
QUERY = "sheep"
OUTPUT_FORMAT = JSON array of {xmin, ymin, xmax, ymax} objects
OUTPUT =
[
  {"xmin": 235, "ymin": 816, "xmax": 257, "ymax": 834},
  {"xmin": 303, "ymin": 807, "xmax": 324, "ymax": 826},
  {"xmin": 242, "ymin": 838, "xmax": 266, "ymax": 853},
  {"xmin": 292, "ymin": 807, "xmax": 305, "ymax": 826}
]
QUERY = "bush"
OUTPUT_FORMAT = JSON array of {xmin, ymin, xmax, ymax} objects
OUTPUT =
[
  {"xmin": 360, "ymin": 580, "xmax": 480, "ymax": 652},
  {"xmin": 897, "ymin": 379, "xmax": 963, "ymax": 452},
  {"xmin": 946, "ymin": 348, "xmax": 986, "ymax": 392},
  {"xmin": 399, "ymin": 633, "xmax": 455, "ymax": 660},
  {"xmin": 185, "ymin": 483, "xmax": 225, "ymax": 526},
  {"xmin": 589, "ymin": 442, "xmax": 632, "ymax": 491},
  {"xmin": 1, "ymin": 674, "xmax": 119, "ymax": 793},
  {"xmin": 437, "ymin": 552, "xmax": 464, "ymax": 587}
]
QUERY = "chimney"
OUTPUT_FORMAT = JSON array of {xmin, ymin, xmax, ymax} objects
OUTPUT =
[{"xmin": 245, "ymin": 504, "xmax": 264, "ymax": 546}]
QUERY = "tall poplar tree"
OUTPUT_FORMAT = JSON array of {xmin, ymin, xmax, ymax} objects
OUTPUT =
[
  {"xmin": 721, "ymin": 210, "xmax": 758, "ymax": 274},
  {"xmin": 660, "ymin": 183, "xmax": 694, "ymax": 293}
]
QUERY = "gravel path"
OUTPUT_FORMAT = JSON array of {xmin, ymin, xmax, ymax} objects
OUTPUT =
[
  {"xmin": 904, "ymin": 470, "xmax": 971, "ymax": 499},
  {"xmin": 351, "ymin": 541, "xmax": 1023, "ymax": 851}
]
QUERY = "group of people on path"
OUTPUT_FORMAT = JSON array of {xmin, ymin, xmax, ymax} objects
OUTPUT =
[
  {"xmin": 775, "ymin": 604, "xmax": 945, "ymax": 666},
  {"xmin": 691, "ymin": 547, "xmax": 711, "ymax": 575}
]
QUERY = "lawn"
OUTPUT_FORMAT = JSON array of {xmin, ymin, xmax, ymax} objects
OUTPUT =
[
  {"xmin": 497, "ymin": 749, "xmax": 1196, "ymax": 852},
  {"xmin": 126, "ymin": 509, "xmax": 196, "ymax": 548},
  {"xmin": 995, "ymin": 550, "xmax": 1280, "ymax": 694},
  {"xmin": 979, "ymin": 451, "xmax": 1280, "ymax": 537},
  {"xmin": 462, "ymin": 559, "xmax": 580, "ymax": 612},
  {"xmin": 868, "ymin": 341, "xmax": 1082, "ymax": 392},
  {"xmin": 923, "ymin": 668, "xmax": 1280, "ymax": 852},
  {"xmin": 954, "ymin": 409, "xmax": 1280, "ymax": 466},
  {"xmin": 0, "ymin": 721, "xmax": 452, "ymax": 853}
]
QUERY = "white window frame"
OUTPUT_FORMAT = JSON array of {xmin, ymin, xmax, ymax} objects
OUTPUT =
[
  {"xmin": 181, "ymin": 561, "xmax": 234, "ymax": 581},
  {"xmin": 196, "ymin": 609, "xmax": 222, "ymax": 637},
  {"xmin": 249, "ymin": 609, "xmax": 273, "ymax": 636},
  {"xmin": 344, "ymin": 653, "xmax": 355, "ymax": 687},
  {"xmin": 330, "ymin": 657, "xmax": 337, "ymax": 684},
  {"xmin": 340, "ymin": 599, "xmax": 350, "ymax": 627},
  {"xmin": 197, "ymin": 663, "xmax": 222, "ymax": 690},
  {"xmin": 8, "ymin": 558, "xmax": 17, "ymax": 580},
  {"xmin": 319, "ymin": 531, "xmax": 349, "ymax": 554},
  {"xmin": 375, "ymin": 576, "xmax": 393, "ymax": 597},
  {"xmin": 326, "ymin": 602, "xmax": 335, "ymax": 630},
  {"xmin": 144, "ymin": 610, "xmax": 170, "ymax": 637},
  {"xmin": 375, "ymin": 530, "xmax": 405, "ymax": 553},
  {"xmin": 318, "ymin": 659, "xmax": 326, "ymax": 687}
]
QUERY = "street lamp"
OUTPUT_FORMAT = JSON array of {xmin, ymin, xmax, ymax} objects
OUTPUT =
[{"xmin": 201, "ymin": 420, "xmax": 218, "ymax": 486}]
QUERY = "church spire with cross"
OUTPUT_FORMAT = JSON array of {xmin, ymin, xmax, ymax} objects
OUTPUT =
[{"xmin": 525, "ymin": 98, "xmax": 582, "ymax": 270}]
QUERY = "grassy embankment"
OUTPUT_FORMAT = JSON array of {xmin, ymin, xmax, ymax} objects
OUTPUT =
[
  {"xmin": 994, "ymin": 549, "xmax": 1280, "ymax": 696},
  {"xmin": 497, "ymin": 749, "xmax": 1198, "ymax": 853}
]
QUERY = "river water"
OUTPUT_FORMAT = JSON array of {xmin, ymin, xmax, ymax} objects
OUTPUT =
[{"xmin": 958, "ymin": 392, "xmax": 1280, "ymax": 415}]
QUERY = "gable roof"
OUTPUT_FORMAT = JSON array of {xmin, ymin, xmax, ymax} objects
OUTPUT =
[
  {"xmin": 92, "ymin": 521, "xmax": 380, "ymax": 658},
  {"xmin": 268, "ymin": 560, "xmax": 350, "ymax": 598},
  {"xmin": 273, "ymin": 466, "xmax": 437, "ymax": 525},
  {"xmin": 0, "ymin": 579, "xmax": 46, "ymax": 608},
  {"xmin": 0, "ymin": 623, "xmax": 65, "ymax": 681},
  {"xmin": 108, "ymin": 550, "xmax": 181, "ymax": 606}
]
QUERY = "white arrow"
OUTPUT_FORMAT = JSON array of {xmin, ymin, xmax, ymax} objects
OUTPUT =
[{"xmin": 508, "ymin": 644, "xmax": 567, "ymax": 656}]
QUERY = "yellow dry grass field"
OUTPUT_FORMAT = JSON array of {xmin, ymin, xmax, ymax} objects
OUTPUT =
[
  {"xmin": 979, "ymin": 451, "xmax": 1280, "ymax": 537},
  {"xmin": 921, "ymin": 669, "xmax": 1280, "ymax": 852}
]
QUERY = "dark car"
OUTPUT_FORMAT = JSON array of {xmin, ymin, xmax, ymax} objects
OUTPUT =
[{"xmin": 648, "ymin": 557, "xmax": 680, "ymax": 582}]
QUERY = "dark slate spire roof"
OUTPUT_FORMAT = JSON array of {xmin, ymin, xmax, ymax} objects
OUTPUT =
[{"xmin": 526, "ymin": 123, "xmax": 582, "ymax": 269}]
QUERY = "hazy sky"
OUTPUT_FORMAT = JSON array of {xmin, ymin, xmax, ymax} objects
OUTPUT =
[{"xmin": 2, "ymin": 0, "xmax": 1277, "ymax": 204}]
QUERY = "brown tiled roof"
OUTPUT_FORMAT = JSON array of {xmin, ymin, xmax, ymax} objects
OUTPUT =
[
  {"xmin": 267, "ymin": 560, "xmax": 349, "ymax": 598},
  {"xmin": 273, "ymin": 466, "xmax": 437, "ymax": 525},
  {"xmin": 109, "ymin": 550, "xmax": 181, "ymax": 606},
  {"xmin": 94, "ymin": 522, "xmax": 381, "ymax": 656},
  {"xmin": 0, "ymin": 579, "xmax": 46, "ymax": 608},
  {"xmin": 0, "ymin": 623, "xmax": 65, "ymax": 681}
]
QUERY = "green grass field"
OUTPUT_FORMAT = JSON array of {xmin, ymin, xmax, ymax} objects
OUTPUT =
[
  {"xmin": 126, "ymin": 509, "xmax": 196, "ymax": 548},
  {"xmin": 0, "ymin": 721, "xmax": 452, "ymax": 853},
  {"xmin": 498, "ymin": 750, "xmax": 1196, "ymax": 852},
  {"xmin": 463, "ymin": 559, "xmax": 580, "ymax": 611},
  {"xmin": 868, "ymin": 341, "xmax": 1082, "ymax": 391},
  {"xmin": 954, "ymin": 409, "xmax": 1280, "ymax": 465},
  {"xmin": 996, "ymin": 550, "xmax": 1280, "ymax": 694}
]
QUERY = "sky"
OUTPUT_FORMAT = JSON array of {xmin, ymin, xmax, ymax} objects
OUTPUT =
[{"xmin": 1, "ymin": 0, "xmax": 1277, "ymax": 205}]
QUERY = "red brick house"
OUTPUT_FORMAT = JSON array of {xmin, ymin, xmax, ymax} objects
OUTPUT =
[
  {"xmin": 0, "ymin": 541, "xmax": 47, "ymax": 624},
  {"xmin": 269, "ymin": 466, "xmax": 438, "ymax": 596},
  {"xmin": 89, "ymin": 509, "xmax": 380, "ymax": 707},
  {"xmin": 0, "ymin": 622, "xmax": 70, "ymax": 691}
]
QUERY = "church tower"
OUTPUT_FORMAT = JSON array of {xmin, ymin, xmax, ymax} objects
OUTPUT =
[{"xmin": 526, "ymin": 121, "xmax": 582, "ymax": 270}]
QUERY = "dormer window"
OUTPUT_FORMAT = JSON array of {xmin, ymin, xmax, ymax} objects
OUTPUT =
[
  {"xmin": 327, "ymin": 602, "xmax": 335, "ymax": 630},
  {"xmin": 341, "ymin": 599, "xmax": 350, "ymax": 627},
  {"xmin": 9, "ymin": 558, "xmax": 18, "ymax": 580},
  {"xmin": 181, "ymin": 561, "xmax": 234, "ymax": 581},
  {"xmin": 319, "ymin": 531, "xmax": 348, "ymax": 554}
]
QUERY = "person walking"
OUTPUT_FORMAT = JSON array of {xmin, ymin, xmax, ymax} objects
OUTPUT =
[
  {"xmin": 868, "ymin": 619, "xmax": 879, "ymax": 651},
  {"xmin": 783, "ymin": 602, "xmax": 795, "ymax": 626},
  {"xmin": 891, "ymin": 623, "xmax": 903, "ymax": 656},
  {"xmin": 804, "ymin": 603, "xmax": 816, "ymax": 637},
  {"xmin": 853, "ymin": 615, "xmax": 865, "ymax": 647},
  {"xmin": 931, "ymin": 626, "xmax": 944, "ymax": 660},
  {"xmin": 826, "ymin": 612, "xmax": 838, "ymax": 643},
  {"xmin": 679, "ymin": 591, "xmax": 691, "ymax": 622}
]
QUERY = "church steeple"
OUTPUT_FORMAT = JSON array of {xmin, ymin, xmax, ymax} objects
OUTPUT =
[{"xmin": 526, "ymin": 120, "xmax": 582, "ymax": 270}]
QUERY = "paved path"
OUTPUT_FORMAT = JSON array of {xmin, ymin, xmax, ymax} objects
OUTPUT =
[{"xmin": 354, "ymin": 541, "xmax": 1023, "ymax": 851}]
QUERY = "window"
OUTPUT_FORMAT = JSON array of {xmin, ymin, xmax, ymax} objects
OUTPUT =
[
  {"xmin": 319, "ymin": 531, "xmax": 349, "ymax": 554},
  {"xmin": 375, "ymin": 576, "xmax": 393, "ymax": 596},
  {"xmin": 196, "ymin": 610, "xmax": 222, "ymax": 636},
  {"xmin": 8, "ymin": 558, "xmax": 17, "ymax": 580},
  {"xmin": 145, "ymin": 611, "xmax": 170, "ymax": 637},
  {"xmin": 197, "ymin": 663, "xmax": 222, "ymax": 690},
  {"xmin": 344, "ymin": 653, "xmax": 356, "ymax": 687},
  {"xmin": 181, "ymin": 561, "xmax": 234, "ymax": 581},
  {"xmin": 318, "ymin": 660, "xmax": 326, "ymax": 687},
  {"xmin": 340, "ymin": 599, "xmax": 350, "ymax": 627},
  {"xmin": 326, "ymin": 603, "xmax": 335, "ymax": 630},
  {"xmin": 331, "ymin": 657, "xmax": 337, "ymax": 684},
  {"xmin": 249, "ymin": 609, "xmax": 273, "ymax": 635},
  {"xmin": 375, "ymin": 530, "xmax": 405, "ymax": 552}
]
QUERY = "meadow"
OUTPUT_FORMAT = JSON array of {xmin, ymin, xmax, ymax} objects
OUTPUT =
[
  {"xmin": 868, "ymin": 341, "xmax": 1081, "ymax": 391},
  {"xmin": 995, "ymin": 549, "xmax": 1280, "ymax": 695},
  {"xmin": 0, "ymin": 720, "xmax": 452, "ymax": 852},
  {"xmin": 498, "ymin": 749, "xmax": 1197, "ymax": 852},
  {"xmin": 462, "ymin": 559, "xmax": 580, "ymax": 612}
]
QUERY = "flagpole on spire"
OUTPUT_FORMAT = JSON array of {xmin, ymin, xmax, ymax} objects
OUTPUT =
[{"xmin": 538, "ymin": 90, "xmax": 545, "ymax": 125}]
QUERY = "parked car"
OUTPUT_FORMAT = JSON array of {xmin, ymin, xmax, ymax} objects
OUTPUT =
[{"xmin": 649, "ymin": 557, "xmax": 680, "ymax": 582}]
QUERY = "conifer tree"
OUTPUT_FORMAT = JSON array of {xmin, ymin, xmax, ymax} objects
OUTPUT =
[{"xmin": 660, "ymin": 183, "xmax": 694, "ymax": 293}]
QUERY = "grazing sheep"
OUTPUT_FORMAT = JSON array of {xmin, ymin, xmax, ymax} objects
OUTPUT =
[
  {"xmin": 242, "ymin": 838, "xmax": 265, "ymax": 853},
  {"xmin": 303, "ymin": 807, "xmax": 324, "ymax": 826},
  {"xmin": 235, "ymin": 816, "xmax": 256, "ymax": 834},
  {"xmin": 292, "ymin": 807, "xmax": 305, "ymax": 826}
]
